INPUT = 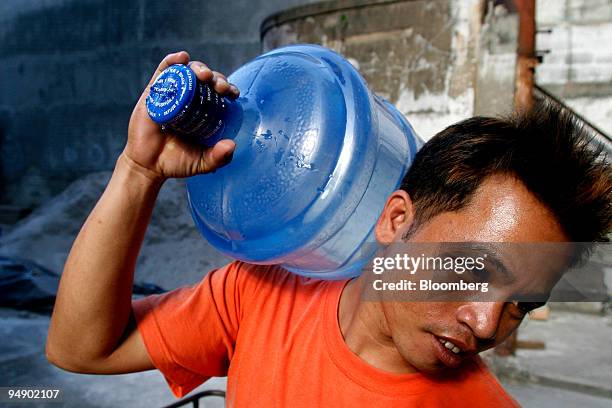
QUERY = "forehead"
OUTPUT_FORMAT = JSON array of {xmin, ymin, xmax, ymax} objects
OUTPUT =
[
  {"xmin": 405, "ymin": 174, "xmax": 572, "ymax": 298},
  {"xmin": 411, "ymin": 174, "xmax": 568, "ymax": 243}
]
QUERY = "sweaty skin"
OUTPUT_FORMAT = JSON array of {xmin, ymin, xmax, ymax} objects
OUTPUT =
[{"xmin": 338, "ymin": 174, "xmax": 568, "ymax": 375}]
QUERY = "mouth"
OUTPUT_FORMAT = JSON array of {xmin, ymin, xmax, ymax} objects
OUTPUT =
[{"xmin": 430, "ymin": 334, "xmax": 467, "ymax": 368}]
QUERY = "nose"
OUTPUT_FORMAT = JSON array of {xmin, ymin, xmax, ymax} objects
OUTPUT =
[{"xmin": 455, "ymin": 302, "xmax": 505, "ymax": 341}]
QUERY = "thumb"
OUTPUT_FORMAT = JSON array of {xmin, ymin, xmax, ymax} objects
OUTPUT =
[{"xmin": 199, "ymin": 139, "xmax": 236, "ymax": 173}]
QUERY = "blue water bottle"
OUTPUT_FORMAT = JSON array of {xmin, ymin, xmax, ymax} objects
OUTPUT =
[{"xmin": 146, "ymin": 44, "xmax": 423, "ymax": 279}]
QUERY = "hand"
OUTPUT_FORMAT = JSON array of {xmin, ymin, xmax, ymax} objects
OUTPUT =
[{"xmin": 123, "ymin": 51, "xmax": 240, "ymax": 181}]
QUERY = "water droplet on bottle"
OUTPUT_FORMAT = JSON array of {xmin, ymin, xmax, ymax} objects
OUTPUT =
[
  {"xmin": 295, "ymin": 154, "xmax": 313, "ymax": 169},
  {"xmin": 274, "ymin": 147, "xmax": 285, "ymax": 163},
  {"xmin": 255, "ymin": 139, "xmax": 265, "ymax": 151}
]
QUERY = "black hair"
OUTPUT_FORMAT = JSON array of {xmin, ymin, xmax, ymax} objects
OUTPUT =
[{"xmin": 400, "ymin": 102, "xmax": 612, "ymax": 242}]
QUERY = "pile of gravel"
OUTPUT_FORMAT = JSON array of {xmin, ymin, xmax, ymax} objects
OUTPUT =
[{"xmin": 0, "ymin": 172, "xmax": 230, "ymax": 290}]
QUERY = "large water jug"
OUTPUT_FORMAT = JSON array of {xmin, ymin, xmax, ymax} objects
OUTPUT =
[{"xmin": 146, "ymin": 44, "xmax": 422, "ymax": 279}]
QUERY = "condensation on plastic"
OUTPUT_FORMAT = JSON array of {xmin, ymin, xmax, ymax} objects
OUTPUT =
[{"xmin": 182, "ymin": 44, "xmax": 423, "ymax": 279}]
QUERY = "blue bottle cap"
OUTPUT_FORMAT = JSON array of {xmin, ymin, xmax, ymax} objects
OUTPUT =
[{"xmin": 146, "ymin": 64, "xmax": 196, "ymax": 124}]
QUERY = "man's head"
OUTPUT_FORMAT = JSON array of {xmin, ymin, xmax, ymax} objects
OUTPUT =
[{"xmin": 372, "ymin": 102, "xmax": 611, "ymax": 372}]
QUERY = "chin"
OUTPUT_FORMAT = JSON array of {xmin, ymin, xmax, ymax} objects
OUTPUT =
[
  {"xmin": 397, "ymin": 337, "xmax": 471, "ymax": 374},
  {"xmin": 396, "ymin": 349, "xmax": 442, "ymax": 374},
  {"xmin": 415, "ymin": 363, "xmax": 445, "ymax": 374}
]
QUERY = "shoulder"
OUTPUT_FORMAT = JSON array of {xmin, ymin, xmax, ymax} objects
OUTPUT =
[
  {"xmin": 217, "ymin": 261, "xmax": 299, "ymax": 293},
  {"xmin": 219, "ymin": 261, "xmax": 341, "ymax": 316},
  {"xmin": 225, "ymin": 261, "xmax": 331, "ymax": 299}
]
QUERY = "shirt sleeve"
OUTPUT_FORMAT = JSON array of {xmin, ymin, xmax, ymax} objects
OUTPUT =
[{"xmin": 132, "ymin": 261, "xmax": 249, "ymax": 397}]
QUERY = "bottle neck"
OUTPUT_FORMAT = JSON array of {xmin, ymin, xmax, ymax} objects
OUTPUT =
[{"xmin": 162, "ymin": 81, "xmax": 240, "ymax": 147}]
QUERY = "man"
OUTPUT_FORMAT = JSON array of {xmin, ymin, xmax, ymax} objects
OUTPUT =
[{"xmin": 46, "ymin": 52, "xmax": 611, "ymax": 407}]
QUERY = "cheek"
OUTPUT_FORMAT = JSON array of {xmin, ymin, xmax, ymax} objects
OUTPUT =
[
  {"xmin": 385, "ymin": 302, "xmax": 447, "ymax": 334},
  {"xmin": 386, "ymin": 303, "xmax": 459, "ymax": 371},
  {"xmin": 382, "ymin": 303, "xmax": 419, "ymax": 343}
]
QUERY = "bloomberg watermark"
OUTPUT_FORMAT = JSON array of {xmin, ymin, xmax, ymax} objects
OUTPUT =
[
  {"xmin": 371, "ymin": 252, "xmax": 490, "ymax": 293},
  {"xmin": 359, "ymin": 242, "xmax": 611, "ymax": 302}
]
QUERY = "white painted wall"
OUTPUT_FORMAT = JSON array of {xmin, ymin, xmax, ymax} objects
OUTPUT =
[{"xmin": 536, "ymin": 0, "xmax": 612, "ymax": 135}]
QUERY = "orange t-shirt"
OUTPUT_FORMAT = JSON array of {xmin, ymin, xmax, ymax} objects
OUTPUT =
[{"xmin": 133, "ymin": 261, "xmax": 519, "ymax": 407}]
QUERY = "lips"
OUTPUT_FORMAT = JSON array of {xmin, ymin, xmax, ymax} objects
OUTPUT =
[{"xmin": 430, "ymin": 334, "xmax": 473, "ymax": 368}]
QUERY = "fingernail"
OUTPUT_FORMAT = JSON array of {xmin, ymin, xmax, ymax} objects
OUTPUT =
[
  {"xmin": 230, "ymin": 85, "xmax": 239, "ymax": 94},
  {"xmin": 222, "ymin": 151, "xmax": 234, "ymax": 165}
]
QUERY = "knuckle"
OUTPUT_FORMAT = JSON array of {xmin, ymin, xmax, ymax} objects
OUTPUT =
[
  {"xmin": 213, "ymin": 75, "xmax": 228, "ymax": 86},
  {"xmin": 194, "ymin": 62, "xmax": 209, "ymax": 70}
]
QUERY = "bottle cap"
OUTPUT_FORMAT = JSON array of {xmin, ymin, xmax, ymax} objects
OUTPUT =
[{"xmin": 146, "ymin": 64, "xmax": 196, "ymax": 124}]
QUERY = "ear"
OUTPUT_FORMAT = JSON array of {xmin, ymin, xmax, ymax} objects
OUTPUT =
[{"xmin": 375, "ymin": 189, "xmax": 415, "ymax": 245}]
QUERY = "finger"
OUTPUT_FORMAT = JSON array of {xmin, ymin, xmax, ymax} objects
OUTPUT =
[
  {"xmin": 211, "ymin": 71, "xmax": 231, "ymax": 95},
  {"xmin": 199, "ymin": 139, "xmax": 236, "ymax": 173},
  {"xmin": 229, "ymin": 83, "xmax": 240, "ymax": 99},
  {"xmin": 147, "ymin": 51, "xmax": 190, "ymax": 86},
  {"xmin": 188, "ymin": 61, "xmax": 214, "ymax": 82},
  {"xmin": 212, "ymin": 71, "xmax": 227, "ymax": 81}
]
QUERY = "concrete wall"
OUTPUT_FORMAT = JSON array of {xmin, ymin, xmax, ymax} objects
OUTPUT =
[
  {"xmin": 0, "ymin": 0, "xmax": 319, "ymax": 209},
  {"xmin": 536, "ymin": 0, "xmax": 612, "ymax": 136},
  {"xmin": 261, "ymin": 0, "xmax": 519, "ymax": 141}
]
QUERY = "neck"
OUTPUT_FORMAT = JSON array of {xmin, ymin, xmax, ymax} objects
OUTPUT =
[{"xmin": 338, "ymin": 275, "xmax": 418, "ymax": 374}]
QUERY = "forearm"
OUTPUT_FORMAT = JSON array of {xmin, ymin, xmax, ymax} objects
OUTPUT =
[
  {"xmin": 47, "ymin": 153, "xmax": 163, "ymax": 367},
  {"xmin": 46, "ymin": 52, "xmax": 236, "ymax": 374}
]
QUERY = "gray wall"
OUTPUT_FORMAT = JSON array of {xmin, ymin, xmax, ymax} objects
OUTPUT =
[
  {"xmin": 0, "ymin": 0, "xmax": 318, "ymax": 208},
  {"xmin": 262, "ymin": 0, "xmax": 518, "ymax": 139}
]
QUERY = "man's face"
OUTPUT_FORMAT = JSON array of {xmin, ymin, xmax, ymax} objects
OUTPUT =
[{"xmin": 380, "ymin": 174, "xmax": 569, "ymax": 373}]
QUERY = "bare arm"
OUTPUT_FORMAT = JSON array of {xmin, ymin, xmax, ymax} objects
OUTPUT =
[{"xmin": 46, "ymin": 51, "xmax": 239, "ymax": 374}]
